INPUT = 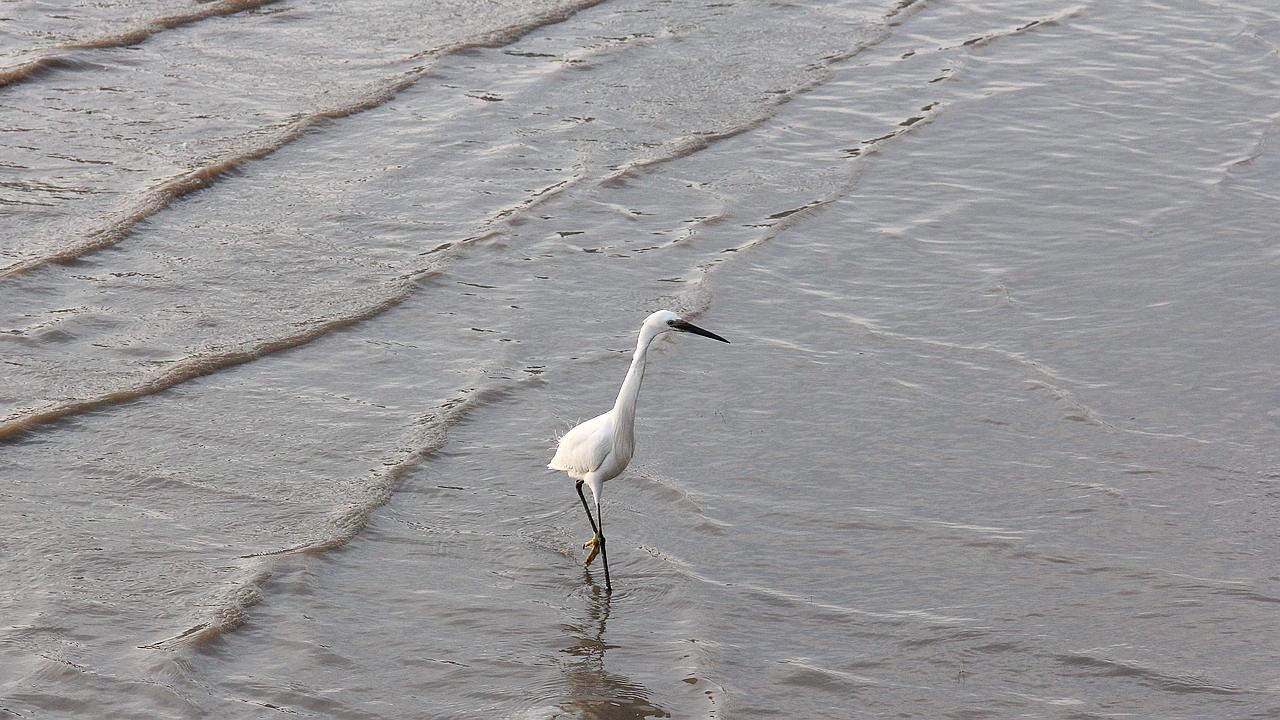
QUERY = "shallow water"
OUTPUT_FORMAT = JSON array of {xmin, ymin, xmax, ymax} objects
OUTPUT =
[{"xmin": 2, "ymin": 0, "xmax": 1279, "ymax": 717}]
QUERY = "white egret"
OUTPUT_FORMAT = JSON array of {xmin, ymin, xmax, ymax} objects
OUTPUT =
[{"xmin": 549, "ymin": 310, "xmax": 729, "ymax": 591}]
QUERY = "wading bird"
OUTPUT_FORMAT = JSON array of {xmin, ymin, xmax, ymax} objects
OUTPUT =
[{"xmin": 549, "ymin": 310, "xmax": 729, "ymax": 592}]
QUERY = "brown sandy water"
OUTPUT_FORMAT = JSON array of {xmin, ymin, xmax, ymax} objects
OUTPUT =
[{"xmin": 2, "ymin": 0, "xmax": 1279, "ymax": 716}]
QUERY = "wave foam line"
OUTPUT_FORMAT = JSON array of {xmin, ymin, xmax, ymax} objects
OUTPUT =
[
  {"xmin": 0, "ymin": 0, "xmax": 285, "ymax": 89},
  {"xmin": 1058, "ymin": 652, "xmax": 1255, "ymax": 696},
  {"xmin": 251, "ymin": 380, "xmax": 530, "ymax": 557},
  {"xmin": 145, "ymin": 379, "xmax": 530, "ymax": 650},
  {"xmin": 685, "ymin": 2, "xmax": 1090, "ymax": 262},
  {"xmin": 592, "ymin": 0, "xmax": 1042, "ymax": 188},
  {"xmin": 140, "ymin": 559, "xmax": 274, "ymax": 650},
  {"xmin": 821, "ymin": 314, "xmax": 1248, "ymax": 447},
  {"xmin": 0, "ymin": 74, "xmax": 430, "ymax": 281},
  {"xmin": 1, "ymin": 1, "xmax": 908, "ymax": 435},
  {"xmin": 618, "ymin": 8, "xmax": 959, "ymax": 315},
  {"xmin": 940, "ymin": 5, "xmax": 1088, "ymax": 52},
  {"xmin": 885, "ymin": 0, "xmax": 933, "ymax": 25},
  {"xmin": 570, "ymin": 1, "xmax": 971, "ymax": 195},
  {"xmin": 0, "ymin": 160, "xmax": 584, "ymax": 442},
  {"xmin": 641, "ymin": 545, "xmax": 976, "ymax": 626},
  {"xmin": 0, "ymin": 0, "xmax": 609, "ymax": 283},
  {"xmin": 598, "ymin": 33, "xmax": 894, "ymax": 189},
  {"xmin": 669, "ymin": 6, "xmax": 1116, "ymax": 422},
  {"xmin": 0, "ymin": 270, "xmax": 434, "ymax": 442},
  {"xmin": 822, "ymin": 314, "xmax": 1116, "ymax": 425}
]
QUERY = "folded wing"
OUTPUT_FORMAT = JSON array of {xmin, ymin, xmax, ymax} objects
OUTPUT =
[{"xmin": 548, "ymin": 411, "xmax": 615, "ymax": 481}]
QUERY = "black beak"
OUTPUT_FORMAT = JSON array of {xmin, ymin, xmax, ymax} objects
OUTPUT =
[{"xmin": 672, "ymin": 319, "xmax": 729, "ymax": 343}]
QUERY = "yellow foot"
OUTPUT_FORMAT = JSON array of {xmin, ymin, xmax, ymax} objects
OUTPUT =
[{"xmin": 583, "ymin": 534, "xmax": 601, "ymax": 567}]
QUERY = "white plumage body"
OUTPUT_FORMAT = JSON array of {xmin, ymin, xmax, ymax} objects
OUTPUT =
[
  {"xmin": 548, "ymin": 406, "xmax": 634, "ymax": 504},
  {"xmin": 548, "ymin": 309, "xmax": 728, "ymax": 591}
]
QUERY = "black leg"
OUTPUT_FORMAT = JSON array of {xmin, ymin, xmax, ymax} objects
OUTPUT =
[
  {"xmin": 596, "ymin": 504, "xmax": 612, "ymax": 593},
  {"xmin": 575, "ymin": 480, "xmax": 600, "ymax": 536},
  {"xmin": 575, "ymin": 481, "xmax": 612, "ymax": 593}
]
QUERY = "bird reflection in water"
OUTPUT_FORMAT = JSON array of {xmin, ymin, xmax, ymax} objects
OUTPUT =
[{"xmin": 554, "ymin": 587, "xmax": 669, "ymax": 719}]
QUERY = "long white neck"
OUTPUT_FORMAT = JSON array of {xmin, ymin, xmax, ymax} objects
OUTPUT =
[{"xmin": 611, "ymin": 324, "xmax": 660, "ymax": 435}]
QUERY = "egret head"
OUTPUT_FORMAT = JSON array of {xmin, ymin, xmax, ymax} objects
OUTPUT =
[{"xmin": 645, "ymin": 310, "xmax": 730, "ymax": 343}]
